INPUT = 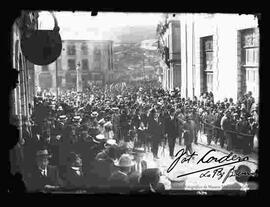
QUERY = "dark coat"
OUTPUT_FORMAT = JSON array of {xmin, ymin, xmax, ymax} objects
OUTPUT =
[
  {"xmin": 165, "ymin": 116, "xmax": 178, "ymax": 139},
  {"xmin": 131, "ymin": 114, "xmax": 141, "ymax": 129},
  {"xmin": 221, "ymin": 116, "xmax": 232, "ymax": 131},
  {"xmin": 137, "ymin": 183, "xmax": 165, "ymax": 193},
  {"xmin": 148, "ymin": 117, "xmax": 163, "ymax": 142},
  {"xmin": 120, "ymin": 113, "xmax": 129, "ymax": 128},
  {"xmin": 87, "ymin": 159, "xmax": 114, "ymax": 187},
  {"xmin": 183, "ymin": 121, "xmax": 193, "ymax": 146},
  {"xmin": 26, "ymin": 165, "xmax": 63, "ymax": 191},
  {"xmin": 108, "ymin": 170, "xmax": 130, "ymax": 189},
  {"xmin": 63, "ymin": 167, "xmax": 85, "ymax": 189}
]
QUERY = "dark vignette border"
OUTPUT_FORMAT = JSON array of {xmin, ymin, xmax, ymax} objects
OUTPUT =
[{"xmin": 4, "ymin": 3, "xmax": 264, "ymax": 202}]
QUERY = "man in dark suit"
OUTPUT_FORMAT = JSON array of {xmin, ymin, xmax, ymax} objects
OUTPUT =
[
  {"xmin": 165, "ymin": 108, "xmax": 178, "ymax": 159},
  {"xmin": 25, "ymin": 149, "xmax": 63, "ymax": 192},
  {"xmin": 138, "ymin": 168, "xmax": 165, "ymax": 193},
  {"xmin": 119, "ymin": 109, "xmax": 130, "ymax": 141},
  {"xmin": 108, "ymin": 154, "xmax": 135, "ymax": 192},
  {"xmin": 148, "ymin": 110, "xmax": 163, "ymax": 159},
  {"xmin": 62, "ymin": 152, "xmax": 85, "ymax": 189}
]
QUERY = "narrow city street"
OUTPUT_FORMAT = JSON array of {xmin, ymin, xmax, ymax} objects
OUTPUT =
[{"xmin": 9, "ymin": 11, "xmax": 259, "ymax": 194}]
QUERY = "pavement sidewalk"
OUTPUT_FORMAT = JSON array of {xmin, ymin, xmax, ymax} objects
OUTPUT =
[{"xmin": 197, "ymin": 132, "xmax": 258, "ymax": 165}]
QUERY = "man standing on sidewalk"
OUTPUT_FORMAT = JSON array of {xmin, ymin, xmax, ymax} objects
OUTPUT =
[
  {"xmin": 176, "ymin": 108, "xmax": 185, "ymax": 145},
  {"xmin": 221, "ymin": 110, "xmax": 233, "ymax": 151},
  {"xmin": 165, "ymin": 108, "xmax": 178, "ymax": 159},
  {"xmin": 183, "ymin": 114, "xmax": 194, "ymax": 156},
  {"xmin": 148, "ymin": 110, "xmax": 163, "ymax": 159}
]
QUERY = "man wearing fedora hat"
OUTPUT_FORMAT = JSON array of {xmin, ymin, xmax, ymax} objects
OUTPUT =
[
  {"xmin": 108, "ymin": 153, "xmax": 135, "ymax": 191},
  {"xmin": 62, "ymin": 152, "xmax": 85, "ymax": 189},
  {"xmin": 164, "ymin": 108, "xmax": 178, "ymax": 159},
  {"xmin": 25, "ymin": 149, "xmax": 63, "ymax": 191},
  {"xmin": 148, "ymin": 111, "xmax": 163, "ymax": 159},
  {"xmin": 138, "ymin": 168, "xmax": 165, "ymax": 193},
  {"xmin": 222, "ymin": 164, "xmax": 257, "ymax": 191},
  {"xmin": 131, "ymin": 147, "xmax": 147, "ymax": 174},
  {"xmin": 182, "ymin": 115, "xmax": 194, "ymax": 156},
  {"xmin": 90, "ymin": 144, "xmax": 119, "ymax": 187}
]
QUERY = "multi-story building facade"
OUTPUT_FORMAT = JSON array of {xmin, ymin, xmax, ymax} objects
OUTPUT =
[
  {"xmin": 158, "ymin": 13, "xmax": 259, "ymax": 103},
  {"xmin": 10, "ymin": 11, "xmax": 39, "ymax": 175},
  {"xmin": 34, "ymin": 40, "xmax": 114, "ymax": 92},
  {"xmin": 157, "ymin": 18, "xmax": 181, "ymax": 91},
  {"xmin": 11, "ymin": 11, "xmax": 39, "ymax": 132}
]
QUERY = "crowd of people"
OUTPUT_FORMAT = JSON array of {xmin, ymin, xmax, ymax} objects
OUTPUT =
[{"xmin": 14, "ymin": 80, "xmax": 259, "ymax": 193}]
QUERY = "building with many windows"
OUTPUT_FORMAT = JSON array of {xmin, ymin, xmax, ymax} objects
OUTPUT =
[
  {"xmin": 10, "ymin": 11, "xmax": 39, "ymax": 175},
  {"xmin": 157, "ymin": 18, "xmax": 181, "ymax": 91},
  {"xmin": 158, "ymin": 13, "xmax": 259, "ymax": 103},
  {"xmin": 11, "ymin": 11, "xmax": 39, "ymax": 130},
  {"xmin": 34, "ymin": 40, "xmax": 114, "ymax": 92}
]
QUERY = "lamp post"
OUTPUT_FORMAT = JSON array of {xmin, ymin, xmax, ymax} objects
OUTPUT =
[
  {"xmin": 76, "ymin": 62, "xmax": 81, "ymax": 93},
  {"xmin": 55, "ymin": 58, "xmax": 58, "ymax": 100},
  {"xmin": 76, "ymin": 62, "xmax": 81, "ymax": 107},
  {"xmin": 143, "ymin": 52, "xmax": 146, "ymax": 82}
]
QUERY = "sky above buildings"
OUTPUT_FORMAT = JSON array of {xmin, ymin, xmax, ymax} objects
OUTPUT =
[
  {"xmin": 38, "ymin": 11, "xmax": 164, "ymax": 40},
  {"xmin": 38, "ymin": 11, "xmax": 258, "ymax": 41}
]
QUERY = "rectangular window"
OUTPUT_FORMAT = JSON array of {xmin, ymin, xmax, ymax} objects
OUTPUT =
[
  {"xmin": 201, "ymin": 35, "xmax": 214, "ymax": 93},
  {"xmin": 94, "ymin": 48, "xmax": 101, "ymax": 62},
  {"xmin": 81, "ymin": 44, "xmax": 88, "ymax": 55},
  {"xmin": 68, "ymin": 59, "xmax": 76, "ymax": 70},
  {"xmin": 67, "ymin": 45, "xmax": 76, "ymax": 55},
  {"xmin": 245, "ymin": 48, "xmax": 258, "ymax": 65},
  {"xmin": 241, "ymin": 28, "xmax": 259, "ymax": 101},
  {"xmin": 82, "ymin": 59, "xmax": 89, "ymax": 70}
]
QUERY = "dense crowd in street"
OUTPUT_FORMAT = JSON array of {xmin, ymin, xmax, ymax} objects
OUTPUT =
[{"xmin": 13, "ymin": 80, "xmax": 259, "ymax": 192}]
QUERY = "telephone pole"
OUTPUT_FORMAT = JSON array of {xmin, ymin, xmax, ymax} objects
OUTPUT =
[
  {"xmin": 76, "ymin": 62, "xmax": 81, "ymax": 93},
  {"xmin": 143, "ymin": 52, "xmax": 146, "ymax": 82},
  {"xmin": 55, "ymin": 59, "xmax": 58, "ymax": 99}
]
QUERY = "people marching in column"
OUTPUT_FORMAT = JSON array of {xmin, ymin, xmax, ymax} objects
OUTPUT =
[{"xmin": 17, "ymin": 80, "xmax": 258, "ymax": 192}]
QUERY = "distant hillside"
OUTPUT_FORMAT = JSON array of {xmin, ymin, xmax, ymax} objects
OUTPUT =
[{"xmin": 104, "ymin": 25, "xmax": 157, "ymax": 43}]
